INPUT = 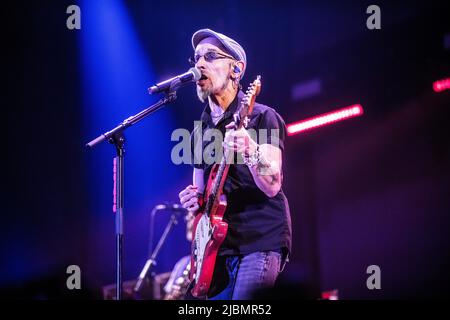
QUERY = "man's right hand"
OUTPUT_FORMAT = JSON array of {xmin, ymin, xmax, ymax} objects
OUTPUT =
[{"xmin": 179, "ymin": 185, "xmax": 200, "ymax": 212}]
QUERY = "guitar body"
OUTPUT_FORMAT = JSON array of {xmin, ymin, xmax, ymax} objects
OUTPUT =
[{"xmin": 190, "ymin": 163, "xmax": 229, "ymax": 298}]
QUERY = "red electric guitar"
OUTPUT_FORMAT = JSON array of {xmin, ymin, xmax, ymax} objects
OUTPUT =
[{"xmin": 189, "ymin": 76, "xmax": 262, "ymax": 298}]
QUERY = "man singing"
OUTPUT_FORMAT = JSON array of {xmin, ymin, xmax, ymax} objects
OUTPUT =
[{"xmin": 179, "ymin": 28, "xmax": 291, "ymax": 300}]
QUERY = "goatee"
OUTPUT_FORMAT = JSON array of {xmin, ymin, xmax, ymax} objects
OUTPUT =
[{"xmin": 196, "ymin": 86, "xmax": 211, "ymax": 103}]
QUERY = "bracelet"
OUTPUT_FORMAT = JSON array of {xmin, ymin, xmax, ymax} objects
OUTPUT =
[{"xmin": 243, "ymin": 145, "xmax": 261, "ymax": 168}]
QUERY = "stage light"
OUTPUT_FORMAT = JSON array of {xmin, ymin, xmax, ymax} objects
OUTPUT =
[
  {"xmin": 80, "ymin": 0, "xmax": 182, "ymax": 282},
  {"xmin": 287, "ymin": 104, "xmax": 364, "ymax": 136},
  {"xmin": 433, "ymin": 78, "xmax": 450, "ymax": 93}
]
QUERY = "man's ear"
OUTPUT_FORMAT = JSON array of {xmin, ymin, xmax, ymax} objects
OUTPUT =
[{"xmin": 234, "ymin": 61, "xmax": 245, "ymax": 78}]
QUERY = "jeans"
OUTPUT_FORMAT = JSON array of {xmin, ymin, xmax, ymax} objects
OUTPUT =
[{"xmin": 208, "ymin": 250, "xmax": 283, "ymax": 300}]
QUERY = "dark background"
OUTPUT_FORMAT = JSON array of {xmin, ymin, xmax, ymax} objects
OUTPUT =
[{"xmin": 1, "ymin": 0, "xmax": 449, "ymax": 299}]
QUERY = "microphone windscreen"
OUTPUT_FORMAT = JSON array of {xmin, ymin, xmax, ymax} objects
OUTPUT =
[{"xmin": 189, "ymin": 67, "xmax": 201, "ymax": 81}]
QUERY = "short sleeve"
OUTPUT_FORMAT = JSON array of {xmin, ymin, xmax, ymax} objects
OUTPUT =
[{"xmin": 257, "ymin": 108, "xmax": 286, "ymax": 152}]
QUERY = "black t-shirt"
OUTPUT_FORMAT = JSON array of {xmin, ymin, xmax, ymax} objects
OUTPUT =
[{"xmin": 191, "ymin": 91, "xmax": 292, "ymax": 257}]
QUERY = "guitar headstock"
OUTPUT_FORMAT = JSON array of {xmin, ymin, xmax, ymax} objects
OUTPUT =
[{"xmin": 234, "ymin": 75, "xmax": 262, "ymax": 129}]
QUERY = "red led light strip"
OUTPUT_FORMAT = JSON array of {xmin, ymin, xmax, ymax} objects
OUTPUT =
[
  {"xmin": 433, "ymin": 78, "xmax": 450, "ymax": 93},
  {"xmin": 287, "ymin": 104, "xmax": 364, "ymax": 136}
]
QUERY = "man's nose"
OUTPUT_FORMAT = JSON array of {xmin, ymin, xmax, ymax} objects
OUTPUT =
[{"xmin": 195, "ymin": 57, "xmax": 207, "ymax": 69}]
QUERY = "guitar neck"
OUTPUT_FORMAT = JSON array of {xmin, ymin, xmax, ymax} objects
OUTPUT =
[{"xmin": 204, "ymin": 155, "xmax": 229, "ymax": 216}]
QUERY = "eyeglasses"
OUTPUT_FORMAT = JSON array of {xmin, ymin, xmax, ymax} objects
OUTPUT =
[{"xmin": 189, "ymin": 51, "xmax": 235, "ymax": 66}]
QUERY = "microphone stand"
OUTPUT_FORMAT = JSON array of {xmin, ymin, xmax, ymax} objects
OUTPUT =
[
  {"xmin": 133, "ymin": 205, "xmax": 183, "ymax": 294},
  {"xmin": 86, "ymin": 91, "xmax": 177, "ymax": 300}
]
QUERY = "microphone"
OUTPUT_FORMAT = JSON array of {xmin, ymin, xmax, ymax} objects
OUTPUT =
[{"xmin": 148, "ymin": 67, "xmax": 201, "ymax": 94}]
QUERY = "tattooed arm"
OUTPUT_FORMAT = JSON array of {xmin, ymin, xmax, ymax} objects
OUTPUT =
[
  {"xmin": 247, "ymin": 143, "xmax": 282, "ymax": 198},
  {"xmin": 224, "ymin": 125, "xmax": 283, "ymax": 198}
]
